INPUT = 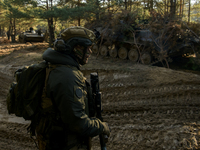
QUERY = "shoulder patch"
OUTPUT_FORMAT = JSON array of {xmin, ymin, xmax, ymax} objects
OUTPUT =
[{"xmin": 75, "ymin": 88, "xmax": 83, "ymax": 99}]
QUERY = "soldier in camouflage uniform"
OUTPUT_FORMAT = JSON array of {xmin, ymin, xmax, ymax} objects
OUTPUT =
[
  {"xmin": 7, "ymin": 30, "xmax": 10, "ymax": 40},
  {"xmin": 36, "ymin": 26, "xmax": 110, "ymax": 150}
]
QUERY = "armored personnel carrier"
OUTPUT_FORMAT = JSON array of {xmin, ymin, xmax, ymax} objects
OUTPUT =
[
  {"xmin": 89, "ymin": 12, "xmax": 200, "ymax": 65},
  {"xmin": 18, "ymin": 30, "xmax": 45, "ymax": 43},
  {"xmin": 92, "ymin": 27, "xmax": 156, "ymax": 64}
]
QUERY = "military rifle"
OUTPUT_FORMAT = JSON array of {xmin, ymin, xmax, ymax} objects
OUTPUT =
[{"xmin": 90, "ymin": 72, "xmax": 108, "ymax": 150}]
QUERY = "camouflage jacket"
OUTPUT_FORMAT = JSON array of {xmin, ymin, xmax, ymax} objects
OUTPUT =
[{"xmin": 42, "ymin": 48, "xmax": 104, "ymax": 147}]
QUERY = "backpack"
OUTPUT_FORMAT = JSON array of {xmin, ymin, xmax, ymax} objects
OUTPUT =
[{"xmin": 6, "ymin": 61, "xmax": 48, "ymax": 120}]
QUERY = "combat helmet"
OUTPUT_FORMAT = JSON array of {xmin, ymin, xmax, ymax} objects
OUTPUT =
[{"xmin": 54, "ymin": 26, "xmax": 96, "ymax": 54}]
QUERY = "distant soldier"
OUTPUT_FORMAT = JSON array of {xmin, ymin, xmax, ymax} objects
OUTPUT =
[
  {"xmin": 38, "ymin": 28, "xmax": 42, "ymax": 35},
  {"xmin": 93, "ymin": 28, "xmax": 100, "ymax": 39},
  {"xmin": 30, "ymin": 27, "xmax": 33, "ymax": 33},
  {"xmin": 7, "ymin": 30, "xmax": 10, "ymax": 40}
]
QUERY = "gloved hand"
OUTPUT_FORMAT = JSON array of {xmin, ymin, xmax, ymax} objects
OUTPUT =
[{"xmin": 102, "ymin": 122, "xmax": 110, "ymax": 137}]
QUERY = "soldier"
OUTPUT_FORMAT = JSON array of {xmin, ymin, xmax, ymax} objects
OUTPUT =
[
  {"xmin": 38, "ymin": 28, "xmax": 42, "ymax": 35},
  {"xmin": 93, "ymin": 29, "xmax": 100, "ymax": 39},
  {"xmin": 35, "ymin": 26, "xmax": 110, "ymax": 150},
  {"xmin": 7, "ymin": 30, "xmax": 10, "ymax": 40},
  {"xmin": 30, "ymin": 27, "xmax": 33, "ymax": 33}
]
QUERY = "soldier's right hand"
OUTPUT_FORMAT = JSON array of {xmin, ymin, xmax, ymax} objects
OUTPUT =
[{"xmin": 102, "ymin": 122, "xmax": 110, "ymax": 137}]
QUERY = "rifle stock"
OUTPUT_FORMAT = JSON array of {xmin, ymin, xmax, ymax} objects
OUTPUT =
[{"xmin": 90, "ymin": 72, "xmax": 107, "ymax": 150}]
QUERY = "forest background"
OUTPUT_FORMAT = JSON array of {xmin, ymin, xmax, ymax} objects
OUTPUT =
[{"xmin": 0, "ymin": 0, "xmax": 199, "ymax": 46}]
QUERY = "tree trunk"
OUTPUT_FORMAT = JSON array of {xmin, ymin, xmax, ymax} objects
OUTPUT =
[
  {"xmin": 125, "ymin": 0, "xmax": 127, "ymax": 10},
  {"xmin": 147, "ymin": 0, "xmax": 153, "ymax": 11},
  {"xmin": 96, "ymin": 0, "xmax": 99, "ymax": 20},
  {"xmin": 188, "ymin": 0, "xmax": 190, "ymax": 23},
  {"xmin": 182, "ymin": 0, "xmax": 184, "ymax": 17},
  {"xmin": 9, "ymin": 16, "xmax": 16, "ymax": 43},
  {"xmin": 2, "ymin": 26, "xmax": 4, "ymax": 38},
  {"xmin": 78, "ymin": 0, "xmax": 81, "ymax": 26},
  {"xmin": 174, "ymin": 0, "xmax": 177, "ymax": 15},
  {"xmin": 10, "ymin": 15, "xmax": 12, "ymax": 30},
  {"xmin": 170, "ymin": 0, "xmax": 176, "ymax": 18},
  {"xmin": 144, "ymin": 0, "xmax": 146, "ymax": 16},
  {"xmin": 0, "ymin": 4, "xmax": 1, "ymax": 36},
  {"xmin": 150, "ymin": 0, "xmax": 153, "ymax": 11},
  {"xmin": 47, "ymin": 0, "xmax": 55, "ymax": 47},
  {"xmin": 78, "ymin": 18, "xmax": 81, "ymax": 26},
  {"xmin": 170, "ymin": 0, "xmax": 173, "ymax": 15},
  {"xmin": 48, "ymin": 18, "xmax": 55, "ymax": 47},
  {"xmin": 14, "ymin": 18, "xmax": 16, "ymax": 36},
  {"xmin": 180, "ymin": 0, "xmax": 182, "ymax": 17},
  {"xmin": 11, "ymin": 18, "xmax": 16, "ymax": 43},
  {"xmin": 129, "ymin": 0, "xmax": 131, "ymax": 11},
  {"xmin": 8, "ymin": 24, "xmax": 11, "ymax": 40},
  {"xmin": 167, "ymin": 0, "xmax": 169, "ymax": 14}
]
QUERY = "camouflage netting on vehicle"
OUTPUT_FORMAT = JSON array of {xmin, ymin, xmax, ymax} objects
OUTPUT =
[{"xmin": 85, "ymin": 10, "xmax": 200, "ymax": 67}]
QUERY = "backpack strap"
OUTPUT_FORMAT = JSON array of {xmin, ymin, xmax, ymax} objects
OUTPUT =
[
  {"xmin": 41, "ymin": 63, "xmax": 78, "ymax": 111},
  {"xmin": 40, "ymin": 63, "xmax": 58, "ymax": 111}
]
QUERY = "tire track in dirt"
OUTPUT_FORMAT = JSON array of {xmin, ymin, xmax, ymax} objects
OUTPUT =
[
  {"xmin": 1, "ymin": 44, "xmax": 200, "ymax": 150},
  {"xmin": 82, "ymin": 69, "xmax": 200, "ymax": 150},
  {"xmin": 0, "ymin": 121, "xmax": 37, "ymax": 150}
]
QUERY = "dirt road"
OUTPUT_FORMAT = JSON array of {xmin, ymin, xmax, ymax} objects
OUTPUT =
[{"xmin": 1, "ymin": 42, "xmax": 200, "ymax": 150}]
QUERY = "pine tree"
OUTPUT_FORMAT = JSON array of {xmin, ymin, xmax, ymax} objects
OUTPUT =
[{"xmin": 0, "ymin": 0, "xmax": 36, "ymax": 42}]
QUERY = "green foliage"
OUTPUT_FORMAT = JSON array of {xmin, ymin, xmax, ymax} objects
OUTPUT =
[
  {"xmin": 192, "ymin": 1, "xmax": 200, "ymax": 23},
  {"xmin": 0, "ymin": 0, "xmax": 199, "ymax": 39},
  {"xmin": 0, "ymin": 0, "xmax": 34, "ymax": 19}
]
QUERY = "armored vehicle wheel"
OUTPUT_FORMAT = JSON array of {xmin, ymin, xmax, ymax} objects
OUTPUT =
[
  {"xmin": 109, "ymin": 47, "xmax": 118, "ymax": 58},
  {"xmin": 100, "ymin": 45, "xmax": 108, "ymax": 56},
  {"xmin": 92, "ymin": 44, "xmax": 98, "ymax": 54},
  {"xmin": 140, "ymin": 52, "xmax": 152, "ymax": 65},
  {"xmin": 118, "ymin": 47, "xmax": 128, "ymax": 60},
  {"xmin": 128, "ymin": 48, "xmax": 139, "ymax": 62}
]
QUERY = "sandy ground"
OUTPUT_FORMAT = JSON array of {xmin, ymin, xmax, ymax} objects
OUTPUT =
[{"xmin": 1, "ymin": 41, "xmax": 200, "ymax": 150}]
